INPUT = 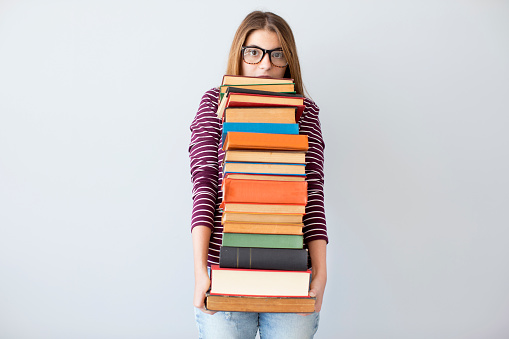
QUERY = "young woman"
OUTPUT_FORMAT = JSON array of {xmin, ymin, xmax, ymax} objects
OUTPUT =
[{"xmin": 189, "ymin": 11, "xmax": 328, "ymax": 338}]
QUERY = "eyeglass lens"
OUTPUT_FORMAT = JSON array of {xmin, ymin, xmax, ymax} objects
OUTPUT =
[{"xmin": 243, "ymin": 47, "xmax": 287, "ymax": 67}]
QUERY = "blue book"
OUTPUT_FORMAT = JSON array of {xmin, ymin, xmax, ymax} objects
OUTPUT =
[{"xmin": 221, "ymin": 122, "xmax": 299, "ymax": 144}]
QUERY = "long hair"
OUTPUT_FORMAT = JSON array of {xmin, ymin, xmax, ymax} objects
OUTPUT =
[{"xmin": 226, "ymin": 11, "xmax": 304, "ymax": 96}]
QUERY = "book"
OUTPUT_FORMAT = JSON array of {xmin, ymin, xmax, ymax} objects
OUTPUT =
[
  {"xmin": 210, "ymin": 265, "xmax": 310, "ymax": 296},
  {"xmin": 224, "ymin": 107, "xmax": 297, "ymax": 124},
  {"xmin": 217, "ymin": 87, "xmax": 305, "ymax": 121},
  {"xmin": 221, "ymin": 212, "xmax": 303, "ymax": 224},
  {"xmin": 223, "ymin": 173, "xmax": 306, "ymax": 182},
  {"xmin": 223, "ymin": 132, "xmax": 308, "ymax": 152},
  {"xmin": 219, "ymin": 246, "xmax": 309, "ymax": 271},
  {"xmin": 222, "ymin": 202, "xmax": 306, "ymax": 214},
  {"xmin": 222, "ymin": 222, "xmax": 303, "ymax": 235},
  {"xmin": 221, "ymin": 75, "xmax": 294, "ymax": 86},
  {"xmin": 221, "ymin": 122, "xmax": 299, "ymax": 143},
  {"xmin": 219, "ymin": 83, "xmax": 295, "ymax": 101},
  {"xmin": 223, "ymin": 162, "xmax": 306, "ymax": 176},
  {"xmin": 222, "ymin": 233, "xmax": 304, "ymax": 249},
  {"xmin": 224, "ymin": 150, "xmax": 306, "ymax": 164},
  {"xmin": 206, "ymin": 294, "xmax": 315, "ymax": 313},
  {"xmin": 221, "ymin": 178, "xmax": 308, "ymax": 205}
]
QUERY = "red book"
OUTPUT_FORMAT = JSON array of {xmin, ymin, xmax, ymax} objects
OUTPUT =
[{"xmin": 217, "ymin": 87, "xmax": 305, "ymax": 121}]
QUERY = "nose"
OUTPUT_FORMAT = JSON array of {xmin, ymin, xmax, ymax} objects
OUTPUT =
[{"xmin": 258, "ymin": 52, "xmax": 272, "ymax": 69}]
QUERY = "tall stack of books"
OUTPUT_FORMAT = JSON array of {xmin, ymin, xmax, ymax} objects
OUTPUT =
[{"xmin": 205, "ymin": 75, "xmax": 316, "ymax": 313}]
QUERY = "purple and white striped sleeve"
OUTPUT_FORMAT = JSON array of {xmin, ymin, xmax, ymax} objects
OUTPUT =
[
  {"xmin": 300, "ymin": 98, "xmax": 329, "ymax": 244},
  {"xmin": 189, "ymin": 88, "xmax": 221, "ymax": 232}
]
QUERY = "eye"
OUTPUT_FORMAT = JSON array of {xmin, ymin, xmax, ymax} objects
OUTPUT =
[
  {"xmin": 245, "ymin": 48, "xmax": 260, "ymax": 56},
  {"xmin": 272, "ymin": 51, "xmax": 284, "ymax": 59}
]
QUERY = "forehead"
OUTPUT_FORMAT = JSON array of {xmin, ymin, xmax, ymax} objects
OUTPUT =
[{"xmin": 245, "ymin": 29, "xmax": 281, "ymax": 49}]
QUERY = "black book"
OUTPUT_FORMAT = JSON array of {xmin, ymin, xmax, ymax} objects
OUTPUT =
[
  {"xmin": 219, "ymin": 246, "xmax": 308, "ymax": 271},
  {"xmin": 225, "ymin": 86, "xmax": 304, "ymax": 98}
]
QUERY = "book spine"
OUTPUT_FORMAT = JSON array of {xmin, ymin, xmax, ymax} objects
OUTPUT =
[
  {"xmin": 222, "ymin": 233, "xmax": 304, "ymax": 249},
  {"xmin": 219, "ymin": 246, "xmax": 308, "ymax": 271}
]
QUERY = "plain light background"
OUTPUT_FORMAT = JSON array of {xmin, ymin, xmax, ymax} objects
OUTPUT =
[{"xmin": 1, "ymin": 0, "xmax": 508, "ymax": 338}]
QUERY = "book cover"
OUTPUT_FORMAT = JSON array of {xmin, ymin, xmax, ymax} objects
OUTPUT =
[
  {"xmin": 223, "ymin": 132, "xmax": 308, "ymax": 152},
  {"xmin": 222, "ymin": 233, "xmax": 304, "ymax": 249},
  {"xmin": 224, "ymin": 150, "xmax": 306, "ymax": 164},
  {"xmin": 219, "ymin": 246, "xmax": 309, "ymax": 271}
]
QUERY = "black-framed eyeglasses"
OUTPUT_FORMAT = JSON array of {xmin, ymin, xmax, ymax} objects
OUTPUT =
[{"xmin": 241, "ymin": 46, "xmax": 288, "ymax": 68}]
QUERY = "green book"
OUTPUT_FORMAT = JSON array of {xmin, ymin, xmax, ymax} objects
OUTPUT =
[{"xmin": 222, "ymin": 233, "xmax": 303, "ymax": 249}]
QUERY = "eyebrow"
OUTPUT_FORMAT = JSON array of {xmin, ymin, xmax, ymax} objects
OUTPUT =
[{"xmin": 244, "ymin": 45, "xmax": 283, "ymax": 50}]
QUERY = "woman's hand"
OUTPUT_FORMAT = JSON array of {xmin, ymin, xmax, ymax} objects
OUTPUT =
[
  {"xmin": 309, "ymin": 274, "xmax": 326, "ymax": 313},
  {"xmin": 193, "ymin": 268, "xmax": 216, "ymax": 315}
]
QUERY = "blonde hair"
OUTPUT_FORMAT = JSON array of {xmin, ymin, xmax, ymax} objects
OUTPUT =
[{"xmin": 226, "ymin": 11, "xmax": 304, "ymax": 96}]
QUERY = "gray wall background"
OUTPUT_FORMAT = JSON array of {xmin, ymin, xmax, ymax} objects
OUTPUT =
[{"xmin": 1, "ymin": 0, "xmax": 508, "ymax": 338}]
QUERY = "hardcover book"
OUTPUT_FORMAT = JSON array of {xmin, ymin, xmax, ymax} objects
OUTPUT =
[
  {"xmin": 219, "ymin": 246, "xmax": 309, "ymax": 271},
  {"xmin": 206, "ymin": 294, "xmax": 315, "ymax": 313},
  {"xmin": 210, "ymin": 265, "xmax": 310, "ymax": 296},
  {"xmin": 221, "ymin": 178, "xmax": 307, "ymax": 205},
  {"xmin": 224, "ymin": 107, "xmax": 297, "ymax": 124},
  {"xmin": 223, "ymin": 173, "xmax": 306, "ymax": 182},
  {"xmin": 221, "ymin": 122, "xmax": 299, "ymax": 143},
  {"xmin": 222, "ymin": 222, "xmax": 303, "ymax": 235},
  {"xmin": 221, "ymin": 212, "xmax": 303, "ymax": 224},
  {"xmin": 217, "ymin": 87, "xmax": 305, "ymax": 121},
  {"xmin": 222, "ymin": 202, "xmax": 306, "ymax": 215},
  {"xmin": 222, "ymin": 233, "xmax": 304, "ymax": 249},
  {"xmin": 224, "ymin": 150, "xmax": 306, "ymax": 164},
  {"xmin": 223, "ymin": 162, "xmax": 306, "ymax": 176},
  {"xmin": 223, "ymin": 132, "xmax": 308, "ymax": 152}
]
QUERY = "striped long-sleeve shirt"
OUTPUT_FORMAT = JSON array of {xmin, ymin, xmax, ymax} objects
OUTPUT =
[{"xmin": 189, "ymin": 87, "xmax": 328, "ymax": 266}]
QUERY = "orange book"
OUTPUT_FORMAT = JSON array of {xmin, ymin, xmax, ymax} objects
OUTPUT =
[
  {"xmin": 221, "ymin": 178, "xmax": 307, "ymax": 206},
  {"xmin": 222, "ymin": 222, "xmax": 303, "ymax": 235},
  {"xmin": 223, "ymin": 173, "xmax": 305, "ymax": 182},
  {"xmin": 221, "ymin": 212, "xmax": 303, "ymax": 224},
  {"xmin": 223, "ymin": 132, "xmax": 308, "ymax": 152}
]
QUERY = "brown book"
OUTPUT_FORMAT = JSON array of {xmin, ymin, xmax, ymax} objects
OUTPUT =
[
  {"xmin": 224, "ymin": 150, "xmax": 306, "ymax": 164},
  {"xmin": 222, "ymin": 202, "xmax": 306, "ymax": 214},
  {"xmin": 206, "ymin": 294, "xmax": 315, "ymax": 313},
  {"xmin": 224, "ymin": 107, "xmax": 297, "ymax": 124},
  {"xmin": 223, "ymin": 132, "xmax": 308, "ymax": 152},
  {"xmin": 224, "ymin": 173, "xmax": 306, "ymax": 182},
  {"xmin": 221, "ymin": 212, "xmax": 303, "ymax": 225},
  {"xmin": 223, "ymin": 162, "xmax": 306, "ymax": 176},
  {"xmin": 222, "ymin": 222, "xmax": 303, "ymax": 235}
]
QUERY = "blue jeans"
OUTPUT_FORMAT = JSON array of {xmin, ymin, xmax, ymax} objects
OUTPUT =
[{"xmin": 194, "ymin": 307, "xmax": 319, "ymax": 339}]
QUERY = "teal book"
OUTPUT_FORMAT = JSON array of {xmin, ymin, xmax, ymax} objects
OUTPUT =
[
  {"xmin": 222, "ymin": 233, "xmax": 304, "ymax": 249},
  {"xmin": 221, "ymin": 123, "xmax": 299, "ymax": 145}
]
